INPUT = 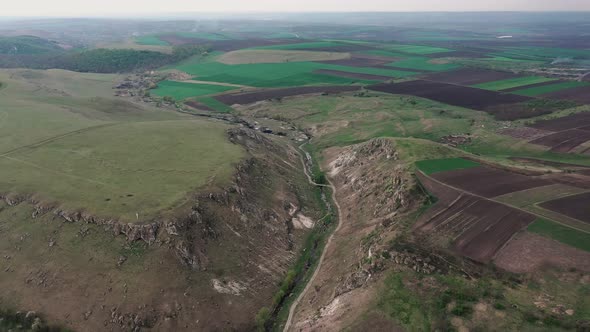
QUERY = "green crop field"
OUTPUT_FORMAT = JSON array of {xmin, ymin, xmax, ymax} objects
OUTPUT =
[
  {"xmin": 388, "ymin": 57, "xmax": 459, "ymax": 72},
  {"xmin": 135, "ymin": 35, "xmax": 169, "ymax": 46},
  {"xmin": 528, "ymin": 218, "xmax": 590, "ymax": 252},
  {"xmin": 195, "ymin": 96, "xmax": 234, "ymax": 113},
  {"xmin": 151, "ymin": 80, "xmax": 237, "ymax": 100},
  {"xmin": 492, "ymin": 46, "xmax": 590, "ymax": 61},
  {"xmin": 473, "ymin": 76, "xmax": 556, "ymax": 91},
  {"xmin": 415, "ymin": 158, "xmax": 481, "ymax": 175},
  {"xmin": 512, "ymin": 81, "xmax": 590, "ymax": 96},
  {"xmin": 381, "ymin": 44, "xmax": 453, "ymax": 55},
  {"xmin": 0, "ymin": 69, "xmax": 244, "ymax": 222},
  {"xmin": 172, "ymin": 57, "xmax": 416, "ymax": 87}
]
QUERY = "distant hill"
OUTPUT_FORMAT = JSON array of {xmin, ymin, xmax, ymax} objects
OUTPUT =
[{"xmin": 0, "ymin": 35, "xmax": 64, "ymax": 55}]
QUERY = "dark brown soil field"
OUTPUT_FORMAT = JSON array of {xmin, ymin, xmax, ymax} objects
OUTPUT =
[
  {"xmin": 542, "ymin": 85, "xmax": 590, "ymax": 104},
  {"xmin": 415, "ymin": 171, "xmax": 535, "ymax": 263},
  {"xmin": 424, "ymin": 68, "xmax": 520, "ymax": 85},
  {"xmin": 485, "ymin": 103, "xmax": 553, "ymax": 121},
  {"xmin": 368, "ymin": 80, "xmax": 531, "ymax": 111},
  {"xmin": 531, "ymin": 111, "xmax": 590, "ymax": 131},
  {"xmin": 415, "ymin": 191, "xmax": 534, "ymax": 263},
  {"xmin": 540, "ymin": 192, "xmax": 590, "ymax": 223},
  {"xmin": 184, "ymin": 100, "xmax": 215, "ymax": 111},
  {"xmin": 214, "ymin": 85, "xmax": 361, "ymax": 105},
  {"xmin": 499, "ymin": 127, "xmax": 553, "ymax": 140},
  {"xmin": 501, "ymin": 80, "xmax": 563, "ymax": 92},
  {"xmin": 494, "ymin": 232, "xmax": 590, "ymax": 273},
  {"xmin": 529, "ymin": 129, "xmax": 590, "ymax": 152},
  {"xmin": 313, "ymin": 69, "xmax": 391, "ymax": 81},
  {"xmin": 432, "ymin": 166, "xmax": 551, "ymax": 197}
]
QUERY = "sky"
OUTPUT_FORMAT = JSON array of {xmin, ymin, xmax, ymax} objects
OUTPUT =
[{"xmin": 3, "ymin": 0, "xmax": 590, "ymax": 17}]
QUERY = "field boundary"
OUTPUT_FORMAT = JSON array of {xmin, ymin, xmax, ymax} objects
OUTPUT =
[{"xmin": 417, "ymin": 170, "xmax": 590, "ymax": 235}]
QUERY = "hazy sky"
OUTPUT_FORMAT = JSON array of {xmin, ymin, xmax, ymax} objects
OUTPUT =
[{"xmin": 4, "ymin": 0, "xmax": 590, "ymax": 16}]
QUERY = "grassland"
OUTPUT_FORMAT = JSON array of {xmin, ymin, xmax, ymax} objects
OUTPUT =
[
  {"xmin": 513, "ymin": 81, "xmax": 590, "ymax": 96},
  {"xmin": 528, "ymin": 218, "xmax": 590, "ymax": 252},
  {"xmin": 0, "ymin": 69, "xmax": 244, "ymax": 221},
  {"xmin": 473, "ymin": 76, "xmax": 556, "ymax": 91},
  {"xmin": 151, "ymin": 80, "xmax": 237, "ymax": 100},
  {"xmin": 237, "ymin": 92, "xmax": 482, "ymax": 149},
  {"xmin": 217, "ymin": 49, "xmax": 350, "ymax": 64},
  {"xmin": 415, "ymin": 158, "xmax": 481, "ymax": 175}
]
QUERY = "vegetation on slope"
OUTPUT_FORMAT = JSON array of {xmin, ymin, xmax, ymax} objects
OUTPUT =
[
  {"xmin": 0, "ymin": 35, "xmax": 64, "ymax": 55},
  {"xmin": 0, "ymin": 44, "xmax": 209, "ymax": 73}
]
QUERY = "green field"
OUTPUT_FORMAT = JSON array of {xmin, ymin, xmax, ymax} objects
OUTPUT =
[
  {"xmin": 151, "ymin": 80, "xmax": 236, "ymax": 100},
  {"xmin": 472, "ymin": 76, "xmax": 556, "ymax": 91},
  {"xmin": 415, "ymin": 158, "xmax": 481, "ymax": 175},
  {"xmin": 193, "ymin": 96, "xmax": 234, "ymax": 113},
  {"xmin": 512, "ymin": 81, "xmax": 590, "ymax": 96},
  {"xmin": 173, "ymin": 57, "xmax": 416, "ymax": 87},
  {"xmin": 0, "ymin": 69, "xmax": 244, "ymax": 221},
  {"xmin": 135, "ymin": 35, "xmax": 169, "ymax": 46},
  {"xmin": 492, "ymin": 46, "xmax": 590, "ymax": 61},
  {"xmin": 528, "ymin": 218, "xmax": 590, "ymax": 252},
  {"xmin": 381, "ymin": 44, "xmax": 453, "ymax": 55}
]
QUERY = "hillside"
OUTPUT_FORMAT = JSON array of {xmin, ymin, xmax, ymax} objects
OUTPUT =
[{"xmin": 0, "ymin": 35, "xmax": 63, "ymax": 54}]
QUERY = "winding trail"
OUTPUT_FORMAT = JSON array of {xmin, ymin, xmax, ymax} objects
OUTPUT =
[{"xmin": 283, "ymin": 143, "xmax": 344, "ymax": 332}]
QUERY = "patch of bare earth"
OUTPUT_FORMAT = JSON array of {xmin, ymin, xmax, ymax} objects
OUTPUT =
[
  {"xmin": 499, "ymin": 127, "xmax": 553, "ymax": 140},
  {"xmin": 494, "ymin": 232, "xmax": 590, "ymax": 273}
]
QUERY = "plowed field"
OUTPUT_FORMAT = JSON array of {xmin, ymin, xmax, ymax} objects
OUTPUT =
[
  {"xmin": 368, "ymin": 80, "xmax": 531, "ymax": 111},
  {"xmin": 540, "ymin": 192, "xmax": 590, "ymax": 224},
  {"xmin": 432, "ymin": 166, "xmax": 550, "ymax": 198}
]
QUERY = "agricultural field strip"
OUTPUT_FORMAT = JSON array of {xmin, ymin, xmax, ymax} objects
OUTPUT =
[
  {"xmin": 418, "ymin": 170, "xmax": 590, "ymax": 234},
  {"xmin": 472, "ymin": 76, "xmax": 557, "ymax": 91},
  {"xmin": 494, "ymin": 184, "xmax": 590, "ymax": 208}
]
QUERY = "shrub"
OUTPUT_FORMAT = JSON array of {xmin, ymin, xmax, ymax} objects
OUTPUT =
[{"xmin": 255, "ymin": 307, "xmax": 270, "ymax": 332}]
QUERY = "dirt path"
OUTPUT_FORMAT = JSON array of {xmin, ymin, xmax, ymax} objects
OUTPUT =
[
  {"xmin": 0, "ymin": 123, "xmax": 116, "ymax": 157},
  {"xmin": 283, "ymin": 143, "xmax": 343, "ymax": 332}
]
